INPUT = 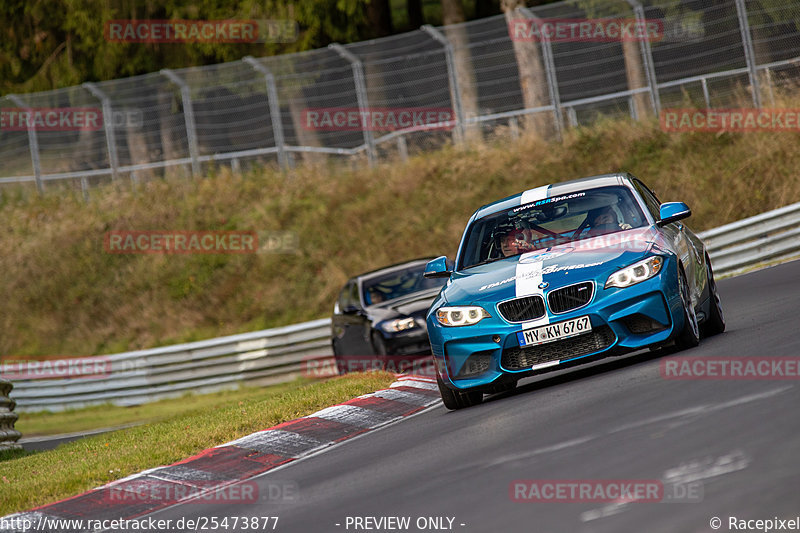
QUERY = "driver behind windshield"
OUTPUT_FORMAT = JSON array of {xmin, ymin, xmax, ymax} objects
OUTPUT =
[
  {"xmin": 586, "ymin": 206, "xmax": 632, "ymax": 236},
  {"xmin": 499, "ymin": 229, "xmax": 535, "ymax": 257}
]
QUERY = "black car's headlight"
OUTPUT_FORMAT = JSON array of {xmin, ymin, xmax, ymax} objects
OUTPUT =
[
  {"xmin": 605, "ymin": 256, "xmax": 664, "ymax": 289},
  {"xmin": 380, "ymin": 317, "xmax": 417, "ymax": 333},
  {"xmin": 435, "ymin": 306, "xmax": 491, "ymax": 327}
]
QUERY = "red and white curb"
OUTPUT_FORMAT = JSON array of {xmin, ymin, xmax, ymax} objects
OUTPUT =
[{"xmin": 0, "ymin": 375, "xmax": 440, "ymax": 530}]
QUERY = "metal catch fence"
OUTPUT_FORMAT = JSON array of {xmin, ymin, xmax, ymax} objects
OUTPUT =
[{"xmin": 1, "ymin": 0, "xmax": 799, "ymax": 194}]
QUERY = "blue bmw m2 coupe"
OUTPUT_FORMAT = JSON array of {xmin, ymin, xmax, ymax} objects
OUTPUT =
[{"xmin": 424, "ymin": 173, "xmax": 725, "ymax": 410}]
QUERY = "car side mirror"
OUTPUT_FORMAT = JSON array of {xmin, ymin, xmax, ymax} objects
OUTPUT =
[
  {"xmin": 657, "ymin": 202, "xmax": 691, "ymax": 227},
  {"xmin": 342, "ymin": 305, "xmax": 362, "ymax": 315},
  {"xmin": 424, "ymin": 256, "xmax": 452, "ymax": 279}
]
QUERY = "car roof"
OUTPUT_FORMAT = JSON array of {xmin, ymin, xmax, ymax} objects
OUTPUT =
[
  {"xmin": 472, "ymin": 173, "xmax": 633, "ymax": 220},
  {"xmin": 353, "ymin": 257, "xmax": 437, "ymax": 282}
]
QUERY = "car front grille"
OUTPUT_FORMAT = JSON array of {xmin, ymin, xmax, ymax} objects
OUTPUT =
[
  {"xmin": 547, "ymin": 282, "xmax": 594, "ymax": 314},
  {"xmin": 497, "ymin": 295, "xmax": 546, "ymax": 322},
  {"xmin": 500, "ymin": 325, "xmax": 615, "ymax": 371}
]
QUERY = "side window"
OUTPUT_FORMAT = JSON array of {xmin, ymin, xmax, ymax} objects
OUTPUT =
[
  {"xmin": 632, "ymin": 180, "xmax": 662, "ymax": 221},
  {"xmin": 349, "ymin": 282, "xmax": 361, "ymax": 309},
  {"xmin": 338, "ymin": 281, "xmax": 354, "ymax": 311}
]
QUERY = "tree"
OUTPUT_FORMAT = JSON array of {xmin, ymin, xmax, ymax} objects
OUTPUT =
[
  {"xmin": 407, "ymin": 0, "xmax": 424, "ymax": 28},
  {"xmin": 501, "ymin": 0, "xmax": 553, "ymax": 139},
  {"xmin": 442, "ymin": 0, "xmax": 481, "ymax": 143},
  {"xmin": 365, "ymin": 0, "xmax": 393, "ymax": 38},
  {"xmin": 475, "ymin": 0, "xmax": 501, "ymax": 19},
  {"xmin": 0, "ymin": 0, "xmax": 376, "ymax": 96}
]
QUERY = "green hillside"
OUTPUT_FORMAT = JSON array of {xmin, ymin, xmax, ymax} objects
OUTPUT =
[{"xmin": 2, "ymin": 116, "xmax": 798, "ymax": 357}]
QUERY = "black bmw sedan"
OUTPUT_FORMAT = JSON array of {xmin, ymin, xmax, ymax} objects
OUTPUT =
[{"xmin": 331, "ymin": 258, "xmax": 448, "ymax": 374}]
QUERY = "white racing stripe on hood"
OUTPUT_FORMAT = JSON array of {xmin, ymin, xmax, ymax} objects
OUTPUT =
[{"xmin": 515, "ymin": 185, "xmax": 550, "ymax": 329}]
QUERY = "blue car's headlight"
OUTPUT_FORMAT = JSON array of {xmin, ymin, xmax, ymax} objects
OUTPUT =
[
  {"xmin": 435, "ymin": 306, "xmax": 491, "ymax": 327},
  {"xmin": 380, "ymin": 317, "xmax": 417, "ymax": 333},
  {"xmin": 605, "ymin": 256, "xmax": 664, "ymax": 289}
]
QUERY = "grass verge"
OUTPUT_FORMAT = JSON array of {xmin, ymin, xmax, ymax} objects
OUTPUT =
[
  {"xmin": 0, "ymin": 372, "xmax": 396, "ymax": 516},
  {"xmin": 15, "ymin": 378, "xmax": 314, "ymax": 437},
  {"xmin": 2, "ymin": 112, "xmax": 800, "ymax": 358}
]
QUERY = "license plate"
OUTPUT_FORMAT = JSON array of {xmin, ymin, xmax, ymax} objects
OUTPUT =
[{"xmin": 516, "ymin": 316, "xmax": 592, "ymax": 347}]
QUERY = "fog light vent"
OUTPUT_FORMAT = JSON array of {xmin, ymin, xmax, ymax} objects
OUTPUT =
[
  {"xmin": 623, "ymin": 314, "xmax": 667, "ymax": 335},
  {"xmin": 456, "ymin": 351, "xmax": 493, "ymax": 377}
]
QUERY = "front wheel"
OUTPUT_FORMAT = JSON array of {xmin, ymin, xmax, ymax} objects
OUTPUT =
[
  {"xmin": 371, "ymin": 331, "xmax": 390, "ymax": 371},
  {"xmin": 701, "ymin": 255, "xmax": 725, "ymax": 337},
  {"xmin": 437, "ymin": 376, "xmax": 483, "ymax": 410},
  {"xmin": 332, "ymin": 341, "xmax": 349, "ymax": 375},
  {"xmin": 675, "ymin": 267, "xmax": 700, "ymax": 350}
]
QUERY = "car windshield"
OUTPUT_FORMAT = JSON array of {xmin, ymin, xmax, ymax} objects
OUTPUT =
[
  {"xmin": 362, "ymin": 264, "xmax": 446, "ymax": 306},
  {"xmin": 458, "ymin": 186, "xmax": 647, "ymax": 269}
]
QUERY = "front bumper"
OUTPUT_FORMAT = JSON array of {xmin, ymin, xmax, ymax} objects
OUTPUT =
[
  {"xmin": 381, "ymin": 328, "xmax": 433, "ymax": 356},
  {"xmin": 428, "ymin": 262, "xmax": 684, "ymax": 392}
]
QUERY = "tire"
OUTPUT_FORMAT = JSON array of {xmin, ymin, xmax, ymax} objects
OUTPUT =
[
  {"xmin": 332, "ymin": 341, "xmax": 348, "ymax": 375},
  {"xmin": 371, "ymin": 331, "xmax": 388, "ymax": 355},
  {"xmin": 701, "ymin": 255, "xmax": 726, "ymax": 337},
  {"xmin": 371, "ymin": 331, "xmax": 389, "ymax": 371},
  {"xmin": 437, "ymin": 376, "xmax": 483, "ymax": 410},
  {"xmin": 675, "ymin": 267, "xmax": 700, "ymax": 350}
]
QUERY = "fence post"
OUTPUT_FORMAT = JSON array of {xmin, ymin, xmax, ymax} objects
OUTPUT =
[
  {"xmin": 7, "ymin": 95, "xmax": 44, "ymax": 194},
  {"xmin": 701, "ymin": 77, "xmax": 711, "ymax": 107},
  {"xmin": 160, "ymin": 69, "xmax": 201, "ymax": 176},
  {"xmin": 734, "ymin": 0, "xmax": 762, "ymax": 108},
  {"xmin": 519, "ymin": 7, "xmax": 563, "ymax": 138},
  {"xmin": 764, "ymin": 68, "xmax": 775, "ymax": 106},
  {"xmin": 567, "ymin": 107, "xmax": 578, "ymax": 127},
  {"xmin": 81, "ymin": 176, "xmax": 90, "ymax": 202},
  {"xmin": 82, "ymin": 82, "xmax": 120, "ymax": 182},
  {"xmin": 420, "ymin": 25, "xmax": 466, "ymax": 144},
  {"xmin": 628, "ymin": 96, "xmax": 639, "ymax": 120},
  {"xmin": 397, "ymin": 135, "xmax": 408, "ymax": 162},
  {"xmin": 243, "ymin": 56, "xmax": 288, "ymax": 171},
  {"xmin": 329, "ymin": 43, "xmax": 376, "ymax": 167},
  {"xmin": 509, "ymin": 117, "xmax": 520, "ymax": 140}
]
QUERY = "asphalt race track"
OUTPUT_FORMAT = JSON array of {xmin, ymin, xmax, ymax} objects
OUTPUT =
[{"xmin": 146, "ymin": 260, "xmax": 800, "ymax": 533}]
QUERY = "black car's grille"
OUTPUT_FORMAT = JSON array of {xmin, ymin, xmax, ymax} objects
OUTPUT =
[
  {"xmin": 501, "ymin": 325, "xmax": 615, "ymax": 371},
  {"xmin": 547, "ymin": 282, "xmax": 594, "ymax": 314},
  {"xmin": 498, "ymin": 295, "xmax": 546, "ymax": 322}
]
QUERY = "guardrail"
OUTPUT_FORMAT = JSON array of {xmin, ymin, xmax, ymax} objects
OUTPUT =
[
  {"xmin": 699, "ymin": 200, "xmax": 800, "ymax": 276},
  {"xmin": 6, "ymin": 202, "xmax": 800, "ymax": 412},
  {"xmin": 0, "ymin": 379, "xmax": 22, "ymax": 450},
  {"xmin": 9, "ymin": 319, "xmax": 334, "ymax": 412}
]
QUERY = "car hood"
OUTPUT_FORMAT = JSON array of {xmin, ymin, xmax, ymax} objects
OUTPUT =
[
  {"xmin": 444, "ymin": 227, "xmax": 665, "ymax": 305},
  {"xmin": 367, "ymin": 287, "xmax": 442, "ymax": 321}
]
